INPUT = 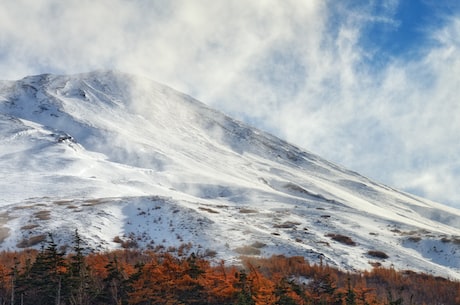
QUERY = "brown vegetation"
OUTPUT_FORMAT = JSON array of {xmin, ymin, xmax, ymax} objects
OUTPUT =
[
  {"xmin": 33, "ymin": 210, "xmax": 51, "ymax": 220},
  {"xmin": 326, "ymin": 233, "xmax": 357, "ymax": 246},
  {"xmin": 407, "ymin": 236, "xmax": 422, "ymax": 242},
  {"xmin": 274, "ymin": 221, "xmax": 301, "ymax": 229},
  {"xmin": 198, "ymin": 207, "xmax": 220, "ymax": 214},
  {"xmin": 0, "ymin": 233, "xmax": 458, "ymax": 305},
  {"xmin": 16, "ymin": 234, "xmax": 47, "ymax": 248},
  {"xmin": 234, "ymin": 245, "xmax": 261, "ymax": 255},
  {"xmin": 239, "ymin": 208, "xmax": 258, "ymax": 214},
  {"xmin": 20, "ymin": 224, "xmax": 40, "ymax": 230},
  {"xmin": 367, "ymin": 250, "xmax": 389, "ymax": 259}
]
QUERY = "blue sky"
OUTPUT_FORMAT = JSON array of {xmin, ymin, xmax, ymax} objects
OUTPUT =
[
  {"xmin": 1, "ymin": 0, "xmax": 460, "ymax": 209},
  {"xmin": 361, "ymin": 1, "xmax": 459, "ymax": 62}
]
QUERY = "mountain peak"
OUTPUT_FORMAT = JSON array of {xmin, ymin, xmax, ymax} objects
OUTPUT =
[{"xmin": 1, "ymin": 71, "xmax": 459, "ymax": 279}]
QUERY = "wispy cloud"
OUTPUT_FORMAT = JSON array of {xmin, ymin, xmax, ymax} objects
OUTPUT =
[{"xmin": 1, "ymin": 0, "xmax": 459, "ymax": 208}]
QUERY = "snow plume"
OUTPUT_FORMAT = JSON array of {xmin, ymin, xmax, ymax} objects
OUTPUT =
[
  {"xmin": 1, "ymin": 71, "xmax": 460, "ymax": 278},
  {"xmin": 1, "ymin": 1, "xmax": 460, "ymax": 208}
]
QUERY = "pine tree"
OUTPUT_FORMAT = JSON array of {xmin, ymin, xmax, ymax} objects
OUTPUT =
[
  {"xmin": 175, "ymin": 253, "xmax": 206, "ymax": 305},
  {"xmin": 235, "ymin": 270, "xmax": 255, "ymax": 305},
  {"xmin": 68, "ymin": 229, "xmax": 96, "ymax": 305},
  {"xmin": 274, "ymin": 278, "xmax": 304, "ymax": 305},
  {"xmin": 101, "ymin": 255, "xmax": 130, "ymax": 305},
  {"xmin": 345, "ymin": 276, "xmax": 356, "ymax": 305},
  {"xmin": 16, "ymin": 233, "xmax": 68, "ymax": 305}
]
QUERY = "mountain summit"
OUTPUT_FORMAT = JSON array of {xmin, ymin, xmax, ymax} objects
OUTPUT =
[{"xmin": 0, "ymin": 71, "xmax": 459, "ymax": 279}]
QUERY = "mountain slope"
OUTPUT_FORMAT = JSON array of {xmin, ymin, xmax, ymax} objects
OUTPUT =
[{"xmin": 0, "ymin": 71, "xmax": 459, "ymax": 279}]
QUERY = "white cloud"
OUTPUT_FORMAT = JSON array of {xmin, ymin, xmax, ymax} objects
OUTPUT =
[{"xmin": 0, "ymin": 0, "xmax": 459, "ymax": 208}]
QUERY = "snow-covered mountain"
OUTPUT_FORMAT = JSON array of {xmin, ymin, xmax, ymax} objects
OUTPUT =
[{"xmin": 0, "ymin": 71, "xmax": 459, "ymax": 279}]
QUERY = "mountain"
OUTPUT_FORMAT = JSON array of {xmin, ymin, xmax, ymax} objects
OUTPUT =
[{"xmin": 0, "ymin": 71, "xmax": 459, "ymax": 279}]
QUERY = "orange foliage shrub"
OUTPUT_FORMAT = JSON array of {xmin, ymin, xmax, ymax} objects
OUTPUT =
[{"xmin": 0, "ymin": 243, "xmax": 458, "ymax": 305}]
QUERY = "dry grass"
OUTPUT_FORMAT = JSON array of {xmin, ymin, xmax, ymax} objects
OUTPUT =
[
  {"xmin": 17, "ymin": 234, "xmax": 47, "ymax": 248},
  {"xmin": 82, "ymin": 198, "xmax": 109, "ymax": 206},
  {"xmin": 274, "ymin": 221, "xmax": 301, "ymax": 229},
  {"xmin": 121, "ymin": 240, "xmax": 139, "ymax": 249},
  {"xmin": 198, "ymin": 207, "xmax": 219, "ymax": 214},
  {"xmin": 53, "ymin": 200, "xmax": 74, "ymax": 206},
  {"xmin": 251, "ymin": 241, "xmax": 266, "ymax": 249},
  {"xmin": 234, "ymin": 245, "xmax": 261, "ymax": 255},
  {"xmin": 367, "ymin": 250, "xmax": 389, "ymax": 259},
  {"xmin": 21, "ymin": 224, "xmax": 40, "ymax": 230},
  {"xmin": 13, "ymin": 205, "xmax": 34, "ymax": 210},
  {"xmin": 407, "ymin": 236, "xmax": 422, "ymax": 243},
  {"xmin": 239, "ymin": 208, "xmax": 258, "ymax": 214},
  {"xmin": 113, "ymin": 235, "xmax": 138, "ymax": 249},
  {"xmin": 326, "ymin": 233, "xmax": 357, "ymax": 246},
  {"xmin": 0, "ymin": 227, "xmax": 10, "ymax": 243},
  {"xmin": 203, "ymin": 249, "xmax": 218, "ymax": 258},
  {"xmin": 0, "ymin": 212, "xmax": 9, "ymax": 222},
  {"xmin": 369, "ymin": 261, "xmax": 382, "ymax": 268},
  {"xmin": 441, "ymin": 236, "xmax": 460, "ymax": 244},
  {"xmin": 33, "ymin": 210, "xmax": 51, "ymax": 221}
]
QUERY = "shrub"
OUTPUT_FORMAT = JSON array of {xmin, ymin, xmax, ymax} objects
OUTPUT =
[
  {"xmin": 367, "ymin": 250, "xmax": 389, "ymax": 259},
  {"xmin": 34, "ymin": 210, "xmax": 51, "ymax": 220},
  {"xmin": 203, "ymin": 249, "xmax": 217, "ymax": 258},
  {"xmin": 17, "ymin": 234, "xmax": 47, "ymax": 248},
  {"xmin": 20, "ymin": 224, "xmax": 40, "ymax": 230},
  {"xmin": 239, "ymin": 208, "xmax": 258, "ymax": 214},
  {"xmin": 407, "ymin": 236, "xmax": 421, "ymax": 243},
  {"xmin": 326, "ymin": 233, "xmax": 356, "ymax": 246},
  {"xmin": 234, "ymin": 246, "xmax": 261, "ymax": 255},
  {"xmin": 198, "ymin": 207, "xmax": 219, "ymax": 214},
  {"xmin": 250, "ymin": 241, "xmax": 266, "ymax": 249},
  {"xmin": 274, "ymin": 221, "xmax": 300, "ymax": 229}
]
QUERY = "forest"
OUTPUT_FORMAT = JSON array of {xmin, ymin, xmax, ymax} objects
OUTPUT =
[{"xmin": 0, "ymin": 231, "xmax": 458, "ymax": 305}]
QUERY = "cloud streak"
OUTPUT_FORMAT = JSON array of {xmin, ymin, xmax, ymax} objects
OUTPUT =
[{"xmin": 1, "ymin": 0, "xmax": 460, "ymax": 208}]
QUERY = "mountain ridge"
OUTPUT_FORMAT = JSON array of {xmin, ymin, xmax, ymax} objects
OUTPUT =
[{"xmin": 1, "ymin": 71, "xmax": 459, "ymax": 279}]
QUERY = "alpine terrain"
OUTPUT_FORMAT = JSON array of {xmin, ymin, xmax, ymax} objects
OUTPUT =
[{"xmin": 0, "ymin": 71, "xmax": 459, "ymax": 279}]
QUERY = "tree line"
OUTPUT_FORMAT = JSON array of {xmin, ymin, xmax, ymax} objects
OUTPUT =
[{"xmin": 0, "ymin": 231, "xmax": 458, "ymax": 305}]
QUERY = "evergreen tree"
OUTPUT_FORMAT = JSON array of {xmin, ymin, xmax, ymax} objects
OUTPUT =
[
  {"xmin": 100, "ymin": 255, "xmax": 130, "ymax": 305},
  {"xmin": 176, "ymin": 253, "xmax": 206, "ymax": 305},
  {"xmin": 387, "ymin": 290, "xmax": 404, "ymax": 305},
  {"xmin": 16, "ymin": 233, "xmax": 68, "ymax": 305},
  {"xmin": 345, "ymin": 275, "xmax": 356, "ymax": 305},
  {"xmin": 274, "ymin": 278, "xmax": 303, "ymax": 305},
  {"xmin": 69, "ymin": 229, "xmax": 96, "ymax": 305},
  {"xmin": 235, "ymin": 270, "xmax": 255, "ymax": 305}
]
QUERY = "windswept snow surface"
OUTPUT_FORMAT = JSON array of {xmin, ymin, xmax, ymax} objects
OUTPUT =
[{"xmin": 0, "ymin": 71, "xmax": 459, "ymax": 279}]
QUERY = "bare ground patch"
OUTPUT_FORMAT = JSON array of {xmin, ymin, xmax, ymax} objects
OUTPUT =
[
  {"xmin": 326, "ymin": 233, "xmax": 357, "ymax": 246},
  {"xmin": 0, "ymin": 227, "xmax": 10, "ymax": 243},
  {"xmin": 21, "ymin": 224, "xmax": 40, "ymax": 230},
  {"xmin": 198, "ymin": 207, "xmax": 220, "ymax": 214},
  {"xmin": 239, "ymin": 208, "xmax": 258, "ymax": 214},
  {"xmin": 0, "ymin": 213, "xmax": 12, "ymax": 243},
  {"xmin": 234, "ymin": 245, "xmax": 261, "ymax": 255},
  {"xmin": 17, "ymin": 234, "xmax": 47, "ymax": 248},
  {"xmin": 33, "ymin": 210, "xmax": 51, "ymax": 221}
]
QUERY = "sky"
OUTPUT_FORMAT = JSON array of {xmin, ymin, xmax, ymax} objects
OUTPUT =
[{"xmin": 1, "ymin": 0, "xmax": 460, "ymax": 209}]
